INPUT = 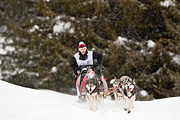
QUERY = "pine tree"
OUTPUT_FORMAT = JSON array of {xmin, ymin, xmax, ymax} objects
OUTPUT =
[{"xmin": 1, "ymin": 0, "xmax": 180, "ymax": 98}]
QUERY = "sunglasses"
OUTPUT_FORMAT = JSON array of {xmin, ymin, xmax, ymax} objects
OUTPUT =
[{"xmin": 79, "ymin": 47, "xmax": 87, "ymax": 52}]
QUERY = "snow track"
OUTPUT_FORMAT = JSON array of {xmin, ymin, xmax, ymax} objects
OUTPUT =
[{"xmin": 0, "ymin": 80, "xmax": 179, "ymax": 120}]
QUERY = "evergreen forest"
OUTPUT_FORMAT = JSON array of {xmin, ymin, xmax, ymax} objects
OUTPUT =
[{"xmin": 0, "ymin": 0, "xmax": 180, "ymax": 100}]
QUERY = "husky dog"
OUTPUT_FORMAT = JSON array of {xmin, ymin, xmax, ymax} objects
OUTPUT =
[
  {"xmin": 110, "ymin": 76, "xmax": 136, "ymax": 113},
  {"xmin": 110, "ymin": 77, "xmax": 124, "ymax": 106},
  {"xmin": 85, "ymin": 77, "xmax": 99, "ymax": 111},
  {"xmin": 123, "ymin": 77, "xmax": 136, "ymax": 113}
]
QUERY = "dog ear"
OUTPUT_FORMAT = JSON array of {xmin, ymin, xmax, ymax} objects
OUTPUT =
[
  {"xmin": 110, "ymin": 79, "xmax": 115, "ymax": 84},
  {"xmin": 133, "ymin": 79, "xmax": 136, "ymax": 84}
]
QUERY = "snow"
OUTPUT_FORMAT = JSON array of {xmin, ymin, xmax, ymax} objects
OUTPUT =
[
  {"xmin": 43, "ymin": 0, "xmax": 50, "ymax": 2},
  {"xmin": 0, "ymin": 36, "xmax": 5, "ymax": 43},
  {"xmin": 115, "ymin": 36, "xmax": 130, "ymax": 49},
  {"xmin": 160, "ymin": 0, "xmax": 176, "ymax": 7},
  {"xmin": 168, "ymin": 52, "xmax": 180, "ymax": 65},
  {"xmin": 51, "ymin": 67, "xmax": 57, "ymax": 73},
  {"xmin": 5, "ymin": 46, "xmax": 15, "ymax": 52},
  {"xmin": 147, "ymin": 40, "xmax": 155, "ymax": 48},
  {"xmin": 0, "ymin": 36, "xmax": 7, "ymax": 55},
  {"xmin": 0, "ymin": 47, "xmax": 7, "ymax": 55},
  {"xmin": 0, "ymin": 36, "xmax": 4, "ymax": 79},
  {"xmin": 29, "ymin": 25, "xmax": 39, "ymax": 33},
  {"xmin": 0, "ymin": 35, "xmax": 15, "ymax": 55},
  {"xmin": 0, "ymin": 35, "xmax": 16, "ymax": 79},
  {"xmin": 0, "ymin": 80, "xmax": 179, "ymax": 120},
  {"xmin": 140, "ymin": 90, "xmax": 148, "ymax": 97},
  {"xmin": 172, "ymin": 55, "xmax": 180, "ymax": 65},
  {"xmin": 53, "ymin": 16, "xmax": 75, "ymax": 34},
  {"xmin": 116, "ymin": 36, "xmax": 128, "ymax": 45}
]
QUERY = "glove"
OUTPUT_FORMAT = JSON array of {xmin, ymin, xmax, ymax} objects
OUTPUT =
[
  {"xmin": 74, "ymin": 70, "xmax": 80, "ymax": 76},
  {"xmin": 96, "ymin": 66, "xmax": 102, "ymax": 73},
  {"xmin": 77, "ymin": 70, "xmax": 80, "ymax": 74}
]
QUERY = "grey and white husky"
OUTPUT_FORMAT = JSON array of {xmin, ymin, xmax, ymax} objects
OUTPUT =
[
  {"xmin": 85, "ymin": 78, "xmax": 99, "ymax": 111},
  {"xmin": 110, "ymin": 77, "xmax": 124, "ymax": 106},
  {"xmin": 110, "ymin": 76, "xmax": 136, "ymax": 113},
  {"xmin": 123, "ymin": 76, "xmax": 136, "ymax": 113}
]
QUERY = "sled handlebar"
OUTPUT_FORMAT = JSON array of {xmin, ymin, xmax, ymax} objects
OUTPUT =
[
  {"xmin": 78, "ymin": 65, "xmax": 103, "ymax": 74},
  {"xmin": 78, "ymin": 65, "xmax": 102, "ymax": 70}
]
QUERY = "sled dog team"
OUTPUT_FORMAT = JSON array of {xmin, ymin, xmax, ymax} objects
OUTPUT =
[
  {"xmin": 70, "ymin": 42, "xmax": 136, "ymax": 113},
  {"xmin": 84, "ymin": 75, "xmax": 136, "ymax": 113}
]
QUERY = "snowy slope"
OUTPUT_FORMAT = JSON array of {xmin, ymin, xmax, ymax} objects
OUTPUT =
[{"xmin": 0, "ymin": 80, "xmax": 179, "ymax": 120}]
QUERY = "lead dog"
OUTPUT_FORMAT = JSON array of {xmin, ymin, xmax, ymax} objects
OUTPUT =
[
  {"xmin": 110, "ymin": 76, "xmax": 136, "ymax": 113},
  {"xmin": 123, "ymin": 77, "xmax": 136, "ymax": 113},
  {"xmin": 85, "ymin": 77, "xmax": 99, "ymax": 111}
]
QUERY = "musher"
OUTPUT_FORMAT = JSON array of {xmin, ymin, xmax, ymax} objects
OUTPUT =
[{"xmin": 70, "ymin": 42, "xmax": 108, "ymax": 101}]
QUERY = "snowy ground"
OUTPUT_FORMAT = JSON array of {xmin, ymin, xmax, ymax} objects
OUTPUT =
[{"xmin": 0, "ymin": 80, "xmax": 179, "ymax": 120}]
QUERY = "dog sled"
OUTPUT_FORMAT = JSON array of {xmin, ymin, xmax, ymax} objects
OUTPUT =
[{"xmin": 75, "ymin": 65, "xmax": 108, "ymax": 103}]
